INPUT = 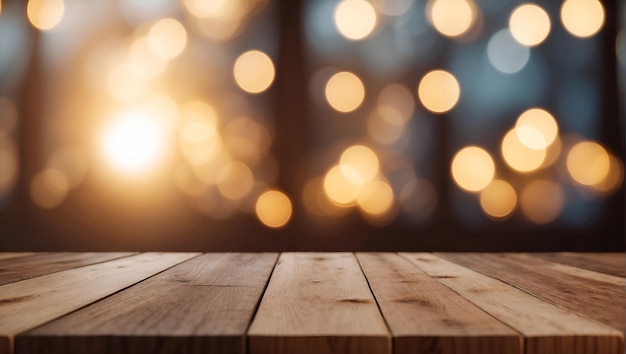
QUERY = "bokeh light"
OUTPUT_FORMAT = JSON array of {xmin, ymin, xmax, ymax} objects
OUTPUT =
[
  {"xmin": 592, "ymin": 154, "xmax": 624, "ymax": 194},
  {"xmin": 377, "ymin": 84, "xmax": 415, "ymax": 125},
  {"xmin": 302, "ymin": 177, "xmax": 344, "ymax": 217},
  {"xmin": 223, "ymin": 117, "xmax": 271, "ymax": 162},
  {"xmin": 256, "ymin": 190, "xmax": 292, "ymax": 228},
  {"xmin": 429, "ymin": 0, "xmax": 476, "ymax": 38},
  {"xmin": 566, "ymin": 141, "xmax": 610, "ymax": 186},
  {"xmin": 30, "ymin": 168, "xmax": 69, "ymax": 209},
  {"xmin": 325, "ymin": 71, "xmax": 365, "ymax": 113},
  {"xmin": 48, "ymin": 147, "xmax": 88, "ymax": 189},
  {"xmin": 509, "ymin": 3, "xmax": 551, "ymax": 47},
  {"xmin": 367, "ymin": 111, "xmax": 405, "ymax": 145},
  {"xmin": 107, "ymin": 63, "xmax": 147, "ymax": 103},
  {"xmin": 334, "ymin": 0, "xmax": 377, "ymax": 41},
  {"xmin": 372, "ymin": 0, "xmax": 414, "ymax": 16},
  {"xmin": 183, "ymin": 0, "xmax": 246, "ymax": 19},
  {"xmin": 324, "ymin": 165, "xmax": 361, "ymax": 206},
  {"xmin": 179, "ymin": 101, "xmax": 222, "ymax": 167},
  {"xmin": 520, "ymin": 179, "xmax": 564, "ymax": 224},
  {"xmin": 339, "ymin": 145, "xmax": 379, "ymax": 184},
  {"xmin": 418, "ymin": 70, "xmax": 460, "ymax": 113},
  {"xmin": 479, "ymin": 180, "xmax": 517, "ymax": 219},
  {"xmin": 27, "ymin": 0, "xmax": 65, "ymax": 31},
  {"xmin": 487, "ymin": 29, "xmax": 530, "ymax": 74},
  {"xmin": 217, "ymin": 161, "xmax": 254, "ymax": 200},
  {"xmin": 515, "ymin": 108, "xmax": 558, "ymax": 150},
  {"xmin": 356, "ymin": 180, "xmax": 394, "ymax": 217},
  {"xmin": 147, "ymin": 18, "xmax": 188, "ymax": 60},
  {"xmin": 101, "ymin": 111, "xmax": 168, "ymax": 175},
  {"xmin": 561, "ymin": 0, "xmax": 605, "ymax": 38},
  {"xmin": 451, "ymin": 146, "xmax": 495, "ymax": 192},
  {"xmin": 129, "ymin": 37, "xmax": 167, "ymax": 79},
  {"xmin": 233, "ymin": 50, "xmax": 275, "ymax": 94},
  {"xmin": 501, "ymin": 129, "xmax": 546, "ymax": 173}
]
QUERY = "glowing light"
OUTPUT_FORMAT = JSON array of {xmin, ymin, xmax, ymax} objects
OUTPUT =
[
  {"xmin": 183, "ymin": 0, "xmax": 247, "ymax": 19},
  {"xmin": 325, "ymin": 71, "xmax": 365, "ymax": 113},
  {"xmin": 256, "ymin": 190, "xmax": 292, "ymax": 228},
  {"xmin": 429, "ymin": 0, "xmax": 476, "ymax": 38},
  {"xmin": 179, "ymin": 100, "xmax": 221, "ymax": 166},
  {"xmin": 217, "ymin": 161, "xmax": 254, "ymax": 200},
  {"xmin": 48, "ymin": 147, "xmax": 87, "ymax": 189},
  {"xmin": 339, "ymin": 145, "xmax": 379, "ymax": 184},
  {"xmin": 324, "ymin": 165, "xmax": 361, "ymax": 206},
  {"xmin": 377, "ymin": 84, "xmax": 414, "ymax": 125},
  {"xmin": 101, "ymin": 112, "xmax": 167, "ymax": 175},
  {"xmin": 367, "ymin": 111, "xmax": 404, "ymax": 145},
  {"xmin": 593, "ymin": 154, "xmax": 624, "ymax": 194},
  {"xmin": 147, "ymin": 18, "xmax": 187, "ymax": 60},
  {"xmin": 107, "ymin": 63, "xmax": 147, "ymax": 103},
  {"xmin": 302, "ymin": 177, "xmax": 344, "ymax": 217},
  {"xmin": 451, "ymin": 146, "xmax": 495, "ymax": 192},
  {"xmin": 356, "ymin": 180, "xmax": 394, "ymax": 216},
  {"xmin": 30, "ymin": 169, "xmax": 69, "ymax": 209},
  {"xmin": 561, "ymin": 0, "xmax": 604, "ymax": 38},
  {"xmin": 520, "ymin": 180, "xmax": 564, "ymax": 224},
  {"xmin": 515, "ymin": 108, "xmax": 558, "ymax": 150},
  {"xmin": 129, "ymin": 37, "xmax": 167, "ymax": 79},
  {"xmin": 418, "ymin": 70, "xmax": 460, "ymax": 114},
  {"xmin": 509, "ymin": 3, "xmax": 551, "ymax": 46},
  {"xmin": 27, "ymin": 0, "xmax": 65, "ymax": 31},
  {"xmin": 479, "ymin": 180, "xmax": 517, "ymax": 219},
  {"xmin": 372, "ymin": 0, "xmax": 413, "ymax": 16},
  {"xmin": 233, "ymin": 50, "xmax": 275, "ymax": 94},
  {"xmin": 566, "ymin": 141, "xmax": 610, "ymax": 186},
  {"xmin": 334, "ymin": 0, "xmax": 377, "ymax": 41},
  {"xmin": 501, "ymin": 129, "xmax": 546, "ymax": 173},
  {"xmin": 223, "ymin": 117, "xmax": 271, "ymax": 161},
  {"xmin": 487, "ymin": 29, "xmax": 530, "ymax": 74},
  {"xmin": 540, "ymin": 136, "xmax": 562, "ymax": 168}
]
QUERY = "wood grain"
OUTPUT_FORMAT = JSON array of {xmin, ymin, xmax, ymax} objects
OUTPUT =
[
  {"xmin": 356, "ymin": 253, "xmax": 521, "ymax": 354},
  {"xmin": 532, "ymin": 252, "xmax": 626, "ymax": 277},
  {"xmin": 16, "ymin": 253, "xmax": 278, "ymax": 354},
  {"xmin": 400, "ymin": 253, "xmax": 624, "ymax": 354},
  {"xmin": 438, "ymin": 253, "xmax": 625, "ymax": 331},
  {"xmin": 0, "ymin": 252, "xmax": 198, "ymax": 354},
  {"xmin": 0, "ymin": 252, "xmax": 136, "ymax": 286},
  {"xmin": 0, "ymin": 253, "xmax": 36, "ymax": 261},
  {"xmin": 248, "ymin": 252, "xmax": 390, "ymax": 354}
]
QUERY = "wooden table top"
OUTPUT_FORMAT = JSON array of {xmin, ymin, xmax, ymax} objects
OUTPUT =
[{"xmin": 0, "ymin": 252, "xmax": 623, "ymax": 354}]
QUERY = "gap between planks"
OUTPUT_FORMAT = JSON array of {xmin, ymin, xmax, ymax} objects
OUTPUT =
[{"xmin": 0, "ymin": 252, "xmax": 200, "ymax": 354}]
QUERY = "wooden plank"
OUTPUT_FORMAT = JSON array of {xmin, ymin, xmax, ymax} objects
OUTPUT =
[
  {"xmin": 16, "ymin": 253, "xmax": 278, "ymax": 354},
  {"xmin": 248, "ymin": 252, "xmax": 390, "ymax": 354},
  {"xmin": 356, "ymin": 253, "xmax": 522, "ymax": 354},
  {"xmin": 0, "ymin": 252, "xmax": 136, "ymax": 286},
  {"xmin": 533, "ymin": 252, "xmax": 626, "ymax": 277},
  {"xmin": 0, "ymin": 253, "xmax": 36, "ymax": 261},
  {"xmin": 438, "ymin": 253, "xmax": 625, "ymax": 332},
  {"xmin": 400, "ymin": 253, "xmax": 624, "ymax": 354},
  {"xmin": 0, "ymin": 252, "xmax": 198, "ymax": 354}
]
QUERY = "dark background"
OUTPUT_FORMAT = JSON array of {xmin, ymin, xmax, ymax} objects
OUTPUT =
[{"xmin": 0, "ymin": 0, "xmax": 624, "ymax": 252}]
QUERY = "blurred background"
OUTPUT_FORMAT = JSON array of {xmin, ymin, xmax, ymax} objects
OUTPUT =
[{"xmin": 0, "ymin": 0, "xmax": 623, "ymax": 251}]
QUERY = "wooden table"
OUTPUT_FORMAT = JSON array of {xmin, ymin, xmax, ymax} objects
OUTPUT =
[{"xmin": 0, "ymin": 252, "xmax": 623, "ymax": 354}]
